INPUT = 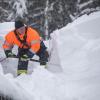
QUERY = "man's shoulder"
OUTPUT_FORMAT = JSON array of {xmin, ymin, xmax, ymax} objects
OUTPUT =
[{"xmin": 6, "ymin": 30, "xmax": 15, "ymax": 37}]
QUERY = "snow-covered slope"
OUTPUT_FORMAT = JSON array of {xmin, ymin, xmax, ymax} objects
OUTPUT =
[
  {"xmin": 53, "ymin": 11, "xmax": 100, "ymax": 100},
  {"xmin": 0, "ymin": 11, "xmax": 100, "ymax": 100}
]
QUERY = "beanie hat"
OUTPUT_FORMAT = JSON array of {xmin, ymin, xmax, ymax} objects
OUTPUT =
[{"xmin": 15, "ymin": 20, "xmax": 24, "ymax": 29}]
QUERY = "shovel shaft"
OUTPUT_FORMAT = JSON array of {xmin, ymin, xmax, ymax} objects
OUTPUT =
[
  {"xmin": 30, "ymin": 58, "xmax": 47, "ymax": 63},
  {"xmin": 0, "ymin": 56, "xmax": 47, "ymax": 63}
]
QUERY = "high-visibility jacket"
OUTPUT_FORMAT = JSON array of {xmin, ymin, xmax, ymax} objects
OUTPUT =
[{"xmin": 3, "ymin": 27, "xmax": 41, "ymax": 54}]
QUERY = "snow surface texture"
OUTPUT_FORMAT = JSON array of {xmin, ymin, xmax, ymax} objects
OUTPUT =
[{"xmin": 0, "ymin": 11, "xmax": 100, "ymax": 100}]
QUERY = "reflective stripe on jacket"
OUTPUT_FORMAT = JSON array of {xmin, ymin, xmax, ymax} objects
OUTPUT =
[{"xmin": 3, "ymin": 27, "xmax": 40, "ymax": 53}]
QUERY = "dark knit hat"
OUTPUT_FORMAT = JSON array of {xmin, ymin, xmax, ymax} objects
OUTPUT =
[{"xmin": 15, "ymin": 20, "xmax": 24, "ymax": 29}]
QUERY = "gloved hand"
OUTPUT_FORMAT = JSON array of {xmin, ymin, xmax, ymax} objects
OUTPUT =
[
  {"xmin": 20, "ymin": 50, "xmax": 34, "ymax": 61},
  {"xmin": 20, "ymin": 54, "xmax": 29, "ymax": 61},
  {"xmin": 5, "ymin": 50, "xmax": 16, "ymax": 58},
  {"xmin": 7, "ymin": 52, "xmax": 16, "ymax": 58}
]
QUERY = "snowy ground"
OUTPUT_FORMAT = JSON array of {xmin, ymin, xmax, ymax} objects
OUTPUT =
[{"xmin": 0, "ymin": 11, "xmax": 100, "ymax": 100}]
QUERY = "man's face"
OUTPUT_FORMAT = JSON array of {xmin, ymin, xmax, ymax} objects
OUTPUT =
[{"xmin": 16, "ymin": 26, "xmax": 25, "ymax": 34}]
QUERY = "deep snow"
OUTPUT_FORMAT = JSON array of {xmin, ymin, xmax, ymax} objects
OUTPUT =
[{"xmin": 0, "ymin": 11, "xmax": 100, "ymax": 100}]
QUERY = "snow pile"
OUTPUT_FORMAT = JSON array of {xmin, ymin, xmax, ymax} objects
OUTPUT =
[
  {"xmin": 0, "ymin": 11, "xmax": 100, "ymax": 100},
  {"xmin": 55, "ymin": 11, "xmax": 100, "ymax": 77},
  {"xmin": 0, "ymin": 64, "xmax": 32, "ymax": 100},
  {"xmin": 53, "ymin": 11, "xmax": 100, "ymax": 99}
]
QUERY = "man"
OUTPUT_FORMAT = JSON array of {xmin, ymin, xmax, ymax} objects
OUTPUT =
[{"xmin": 3, "ymin": 20, "xmax": 49, "ymax": 75}]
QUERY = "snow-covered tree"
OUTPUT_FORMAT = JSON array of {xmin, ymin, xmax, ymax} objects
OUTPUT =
[{"xmin": 7, "ymin": 0, "xmax": 28, "ymax": 21}]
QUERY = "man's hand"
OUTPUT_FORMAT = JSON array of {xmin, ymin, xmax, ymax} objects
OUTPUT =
[
  {"xmin": 20, "ymin": 50, "xmax": 34, "ymax": 61},
  {"xmin": 5, "ymin": 50, "xmax": 16, "ymax": 58},
  {"xmin": 7, "ymin": 52, "xmax": 16, "ymax": 58},
  {"xmin": 20, "ymin": 54, "xmax": 29, "ymax": 61}
]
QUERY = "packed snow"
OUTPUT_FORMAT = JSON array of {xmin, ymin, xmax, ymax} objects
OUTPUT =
[{"xmin": 0, "ymin": 11, "xmax": 100, "ymax": 100}]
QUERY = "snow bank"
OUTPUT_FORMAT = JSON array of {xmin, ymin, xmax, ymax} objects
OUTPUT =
[
  {"xmin": 0, "ymin": 65, "xmax": 56, "ymax": 100},
  {"xmin": 54, "ymin": 11, "xmax": 100, "ymax": 75},
  {"xmin": 0, "ymin": 66, "xmax": 33, "ymax": 100},
  {"xmin": 52, "ymin": 11, "xmax": 100, "ymax": 99}
]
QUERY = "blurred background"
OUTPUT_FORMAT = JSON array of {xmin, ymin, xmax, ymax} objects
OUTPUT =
[{"xmin": 0, "ymin": 0, "xmax": 100, "ymax": 38}]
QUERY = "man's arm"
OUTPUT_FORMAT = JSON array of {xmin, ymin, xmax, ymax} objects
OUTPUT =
[{"xmin": 3, "ymin": 32, "xmax": 15, "ymax": 57}]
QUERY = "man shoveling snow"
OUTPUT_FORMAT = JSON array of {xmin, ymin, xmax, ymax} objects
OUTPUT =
[{"xmin": 3, "ymin": 20, "xmax": 49, "ymax": 76}]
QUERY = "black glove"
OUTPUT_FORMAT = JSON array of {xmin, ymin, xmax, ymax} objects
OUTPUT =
[
  {"xmin": 5, "ymin": 50, "xmax": 16, "ymax": 58},
  {"xmin": 20, "ymin": 54, "xmax": 29, "ymax": 61},
  {"xmin": 20, "ymin": 50, "xmax": 34, "ymax": 61}
]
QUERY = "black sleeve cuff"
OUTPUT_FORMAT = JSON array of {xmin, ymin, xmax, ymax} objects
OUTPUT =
[{"xmin": 27, "ymin": 50, "xmax": 34, "ymax": 58}]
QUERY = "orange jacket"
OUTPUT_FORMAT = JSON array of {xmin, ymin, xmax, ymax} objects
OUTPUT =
[{"xmin": 3, "ymin": 27, "xmax": 40, "ymax": 54}]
